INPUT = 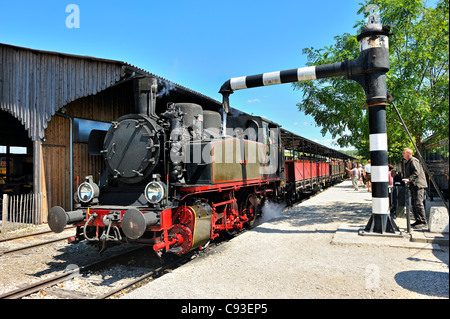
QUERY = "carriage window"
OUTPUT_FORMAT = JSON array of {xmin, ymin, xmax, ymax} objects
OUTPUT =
[
  {"xmin": 0, "ymin": 145, "xmax": 27, "ymax": 154},
  {"xmin": 10, "ymin": 146, "xmax": 27, "ymax": 154}
]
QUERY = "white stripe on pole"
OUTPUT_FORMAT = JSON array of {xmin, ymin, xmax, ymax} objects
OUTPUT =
[
  {"xmin": 263, "ymin": 71, "xmax": 281, "ymax": 86},
  {"xmin": 372, "ymin": 197, "xmax": 389, "ymax": 214},
  {"xmin": 369, "ymin": 133, "xmax": 388, "ymax": 151},
  {"xmin": 230, "ymin": 76, "xmax": 247, "ymax": 90},
  {"xmin": 371, "ymin": 165, "xmax": 389, "ymax": 182},
  {"xmin": 297, "ymin": 66, "xmax": 317, "ymax": 81}
]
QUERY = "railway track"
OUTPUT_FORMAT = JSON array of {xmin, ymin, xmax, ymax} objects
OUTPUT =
[
  {"xmin": 98, "ymin": 251, "xmax": 196, "ymax": 299},
  {"xmin": 0, "ymin": 199, "xmax": 305, "ymax": 300},
  {"xmin": 0, "ymin": 236, "xmax": 74, "ymax": 256},
  {"xmin": 0, "ymin": 226, "xmax": 247, "ymax": 299},
  {"xmin": 0, "ymin": 246, "xmax": 145, "ymax": 299},
  {"xmin": 99, "ymin": 227, "xmax": 252, "ymax": 299},
  {"xmin": 0, "ymin": 226, "xmax": 76, "ymax": 243},
  {"xmin": 0, "ymin": 226, "xmax": 76, "ymax": 256}
]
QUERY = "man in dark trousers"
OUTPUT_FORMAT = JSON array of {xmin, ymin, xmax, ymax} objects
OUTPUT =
[{"xmin": 402, "ymin": 147, "xmax": 428, "ymax": 228}]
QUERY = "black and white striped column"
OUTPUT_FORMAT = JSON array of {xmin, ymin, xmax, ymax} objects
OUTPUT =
[
  {"xmin": 357, "ymin": 23, "xmax": 398, "ymax": 234},
  {"xmin": 369, "ymin": 105, "xmax": 389, "ymax": 213},
  {"xmin": 362, "ymin": 103, "xmax": 398, "ymax": 234}
]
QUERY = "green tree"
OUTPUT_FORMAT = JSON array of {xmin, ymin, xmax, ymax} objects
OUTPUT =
[{"xmin": 293, "ymin": 0, "xmax": 449, "ymax": 163}]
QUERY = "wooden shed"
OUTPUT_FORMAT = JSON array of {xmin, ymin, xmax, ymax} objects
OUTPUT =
[{"xmin": 0, "ymin": 43, "xmax": 221, "ymax": 223}]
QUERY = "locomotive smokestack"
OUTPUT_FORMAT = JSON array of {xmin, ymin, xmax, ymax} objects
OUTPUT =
[{"xmin": 133, "ymin": 77, "xmax": 158, "ymax": 118}]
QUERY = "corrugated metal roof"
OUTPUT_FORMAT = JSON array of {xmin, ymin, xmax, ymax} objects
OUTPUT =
[
  {"xmin": 0, "ymin": 43, "xmax": 124, "ymax": 140},
  {"xmin": 0, "ymin": 43, "xmax": 221, "ymax": 141}
]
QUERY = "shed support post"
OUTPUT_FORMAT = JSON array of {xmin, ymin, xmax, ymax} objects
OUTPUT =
[{"xmin": 33, "ymin": 139, "xmax": 48, "ymax": 224}]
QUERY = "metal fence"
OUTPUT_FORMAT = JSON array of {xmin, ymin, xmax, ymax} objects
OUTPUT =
[{"xmin": 1, "ymin": 193, "xmax": 44, "ymax": 232}]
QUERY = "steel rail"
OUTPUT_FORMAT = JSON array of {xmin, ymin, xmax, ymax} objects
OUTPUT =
[
  {"xmin": 0, "ymin": 246, "xmax": 144, "ymax": 299},
  {"xmin": 0, "ymin": 236, "xmax": 73, "ymax": 256},
  {"xmin": 97, "ymin": 250, "xmax": 196, "ymax": 299},
  {"xmin": 0, "ymin": 226, "xmax": 76, "ymax": 243}
]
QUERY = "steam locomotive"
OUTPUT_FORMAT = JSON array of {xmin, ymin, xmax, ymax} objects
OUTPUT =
[{"xmin": 48, "ymin": 77, "xmax": 351, "ymax": 256}]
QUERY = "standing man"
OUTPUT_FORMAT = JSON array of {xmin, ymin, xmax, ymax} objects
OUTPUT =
[
  {"xmin": 402, "ymin": 147, "xmax": 428, "ymax": 228},
  {"xmin": 364, "ymin": 160, "xmax": 371, "ymax": 192},
  {"xmin": 346, "ymin": 164, "xmax": 360, "ymax": 191}
]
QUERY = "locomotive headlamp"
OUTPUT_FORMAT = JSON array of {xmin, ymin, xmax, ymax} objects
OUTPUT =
[
  {"xmin": 78, "ymin": 182, "xmax": 94, "ymax": 203},
  {"xmin": 144, "ymin": 181, "xmax": 166, "ymax": 204},
  {"xmin": 77, "ymin": 176, "xmax": 100, "ymax": 203}
]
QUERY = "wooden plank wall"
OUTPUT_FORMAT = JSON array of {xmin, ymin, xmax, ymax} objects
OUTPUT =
[
  {"xmin": 43, "ymin": 115, "xmax": 70, "ymax": 210},
  {"xmin": 43, "ymin": 81, "xmax": 134, "ymax": 211},
  {"xmin": 72, "ymin": 143, "xmax": 104, "ymax": 188}
]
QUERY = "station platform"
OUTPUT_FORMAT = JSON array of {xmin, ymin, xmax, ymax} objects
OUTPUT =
[{"xmin": 122, "ymin": 180, "xmax": 449, "ymax": 300}]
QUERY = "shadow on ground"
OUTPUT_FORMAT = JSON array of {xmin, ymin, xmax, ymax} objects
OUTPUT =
[
  {"xmin": 252, "ymin": 200, "xmax": 372, "ymax": 235},
  {"xmin": 395, "ymin": 270, "xmax": 449, "ymax": 298}
]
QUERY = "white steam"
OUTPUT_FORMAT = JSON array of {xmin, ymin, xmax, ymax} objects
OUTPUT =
[{"xmin": 256, "ymin": 201, "xmax": 286, "ymax": 226}]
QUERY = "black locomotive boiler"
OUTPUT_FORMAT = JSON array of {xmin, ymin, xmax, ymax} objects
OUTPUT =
[{"xmin": 48, "ymin": 77, "xmax": 350, "ymax": 255}]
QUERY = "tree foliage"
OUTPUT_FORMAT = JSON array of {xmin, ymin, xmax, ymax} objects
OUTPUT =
[{"xmin": 293, "ymin": 0, "xmax": 449, "ymax": 163}]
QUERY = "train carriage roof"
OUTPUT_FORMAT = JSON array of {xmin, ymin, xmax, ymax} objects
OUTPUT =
[{"xmin": 280, "ymin": 128, "xmax": 355, "ymax": 161}]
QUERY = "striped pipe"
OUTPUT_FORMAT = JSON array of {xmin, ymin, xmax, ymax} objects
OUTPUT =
[
  {"xmin": 219, "ymin": 28, "xmax": 389, "ymax": 96},
  {"xmin": 219, "ymin": 62, "xmax": 348, "ymax": 114},
  {"xmin": 368, "ymin": 105, "xmax": 389, "ymax": 215},
  {"xmin": 222, "ymin": 62, "xmax": 347, "ymax": 94}
]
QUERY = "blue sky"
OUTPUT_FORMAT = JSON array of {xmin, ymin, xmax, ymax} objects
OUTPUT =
[{"xmin": 0, "ymin": 0, "xmax": 367, "ymax": 151}]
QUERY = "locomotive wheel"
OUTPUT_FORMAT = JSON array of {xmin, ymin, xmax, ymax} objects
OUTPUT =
[{"xmin": 243, "ymin": 194, "xmax": 258, "ymax": 228}]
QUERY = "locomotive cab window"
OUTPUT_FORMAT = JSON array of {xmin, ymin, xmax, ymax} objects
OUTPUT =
[{"xmin": 262, "ymin": 122, "xmax": 279, "ymax": 153}]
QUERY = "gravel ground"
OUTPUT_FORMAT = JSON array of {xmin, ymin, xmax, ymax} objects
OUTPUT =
[
  {"xmin": 0, "ymin": 226, "xmax": 157, "ymax": 297},
  {"xmin": 123, "ymin": 180, "xmax": 449, "ymax": 299}
]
